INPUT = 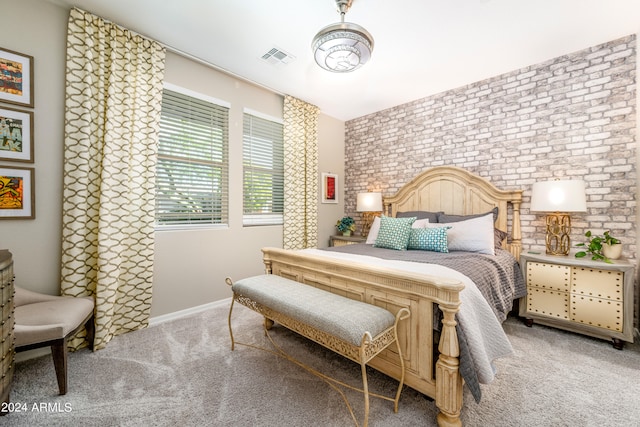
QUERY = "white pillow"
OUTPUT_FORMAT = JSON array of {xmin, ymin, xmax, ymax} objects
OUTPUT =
[
  {"xmin": 439, "ymin": 213, "xmax": 495, "ymax": 255},
  {"xmin": 413, "ymin": 218, "xmax": 430, "ymax": 228},
  {"xmin": 366, "ymin": 216, "xmax": 381, "ymax": 244},
  {"xmin": 366, "ymin": 217, "xmax": 429, "ymax": 244}
]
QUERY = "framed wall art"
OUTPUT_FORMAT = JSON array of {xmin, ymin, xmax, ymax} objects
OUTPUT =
[
  {"xmin": 0, "ymin": 166, "xmax": 34, "ymax": 219},
  {"xmin": 0, "ymin": 106, "xmax": 33, "ymax": 162},
  {"xmin": 321, "ymin": 172, "xmax": 338, "ymax": 204},
  {"xmin": 0, "ymin": 47, "xmax": 34, "ymax": 108}
]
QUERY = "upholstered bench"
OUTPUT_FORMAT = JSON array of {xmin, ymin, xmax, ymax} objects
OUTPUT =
[{"xmin": 226, "ymin": 274, "xmax": 410, "ymax": 427}]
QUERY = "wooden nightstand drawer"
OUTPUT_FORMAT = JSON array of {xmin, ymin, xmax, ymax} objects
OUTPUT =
[
  {"xmin": 329, "ymin": 235, "xmax": 366, "ymax": 247},
  {"xmin": 526, "ymin": 262, "xmax": 571, "ymax": 292},
  {"xmin": 332, "ymin": 239, "xmax": 357, "ymax": 247},
  {"xmin": 526, "ymin": 287, "xmax": 569, "ymax": 319},
  {"xmin": 571, "ymin": 294, "xmax": 623, "ymax": 332},
  {"xmin": 571, "ymin": 267, "xmax": 623, "ymax": 301}
]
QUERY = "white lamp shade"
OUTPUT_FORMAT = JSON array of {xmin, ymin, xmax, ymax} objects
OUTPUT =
[
  {"xmin": 530, "ymin": 180, "xmax": 587, "ymax": 212},
  {"xmin": 356, "ymin": 192, "xmax": 383, "ymax": 212}
]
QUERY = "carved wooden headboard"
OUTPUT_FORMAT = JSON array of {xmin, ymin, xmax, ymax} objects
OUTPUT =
[{"xmin": 383, "ymin": 166, "xmax": 523, "ymax": 259}]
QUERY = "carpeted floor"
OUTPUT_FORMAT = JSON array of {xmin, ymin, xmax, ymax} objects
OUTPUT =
[{"xmin": 6, "ymin": 300, "xmax": 640, "ymax": 426}]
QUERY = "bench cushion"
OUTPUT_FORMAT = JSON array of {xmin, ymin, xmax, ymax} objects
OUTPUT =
[{"xmin": 233, "ymin": 274, "xmax": 396, "ymax": 346}]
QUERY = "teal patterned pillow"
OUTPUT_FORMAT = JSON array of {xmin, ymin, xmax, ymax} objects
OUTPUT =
[
  {"xmin": 407, "ymin": 226, "xmax": 452, "ymax": 252},
  {"xmin": 373, "ymin": 215, "xmax": 416, "ymax": 251}
]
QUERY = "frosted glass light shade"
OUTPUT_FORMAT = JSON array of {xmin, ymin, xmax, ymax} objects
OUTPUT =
[
  {"xmin": 356, "ymin": 192, "xmax": 382, "ymax": 212},
  {"xmin": 312, "ymin": 22, "xmax": 374, "ymax": 73},
  {"xmin": 530, "ymin": 180, "xmax": 587, "ymax": 212}
]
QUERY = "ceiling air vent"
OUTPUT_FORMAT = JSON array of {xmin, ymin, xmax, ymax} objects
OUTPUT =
[{"xmin": 261, "ymin": 47, "xmax": 296, "ymax": 66}]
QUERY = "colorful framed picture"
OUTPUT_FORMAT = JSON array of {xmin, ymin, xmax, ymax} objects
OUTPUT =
[
  {"xmin": 322, "ymin": 172, "xmax": 338, "ymax": 204},
  {"xmin": 0, "ymin": 106, "xmax": 33, "ymax": 162},
  {"xmin": 0, "ymin": 166, "xmax": 34, "ymax": 219},
  {"xmin": 0, "ymin": 47, "xmax": 34, "ymax": 108}
]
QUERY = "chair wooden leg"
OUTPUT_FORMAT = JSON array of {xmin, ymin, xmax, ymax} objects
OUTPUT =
[{"xmin": 50, "ymin": 338, "xmax": 68, "ymax": 395}]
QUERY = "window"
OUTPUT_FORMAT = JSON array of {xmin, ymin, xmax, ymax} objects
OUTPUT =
[
  {"xmin": 156, "ymin": 86, "xmax": 229, "ymax": 227},
  {"xmin": 242, "ymin": 111, "xmax": 284, "ymax": 226}
]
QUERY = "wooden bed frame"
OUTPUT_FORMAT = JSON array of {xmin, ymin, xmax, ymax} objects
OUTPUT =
[{"xmin": 262, "ymin": 166, "xmax": 523, "ymax": 427}]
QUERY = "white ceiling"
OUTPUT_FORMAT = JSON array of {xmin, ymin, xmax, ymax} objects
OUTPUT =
[{"xmin": 48, "ymin": 0, "xmax": 640, "ymax": 121}]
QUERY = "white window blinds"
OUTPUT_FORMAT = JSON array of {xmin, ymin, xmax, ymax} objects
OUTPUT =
[
  {"xmin": 156, "ymin": 88, "xmax": 229, "ymax": 227},
  {"xmin": 242, "ymin": 112, "xmax": 284, "ymax": 226}
]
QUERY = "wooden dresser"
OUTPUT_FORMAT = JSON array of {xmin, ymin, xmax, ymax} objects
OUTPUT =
[
  {"xmin": 0, "ymin": 250, "xmax": 14, "ymax": 410},
  {"xmin": 519, "ymin": 252, "xmax": 634, "ymax": 349}
]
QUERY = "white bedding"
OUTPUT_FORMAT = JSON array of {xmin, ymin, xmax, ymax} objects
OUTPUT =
[{"xmin": 300, "ymin": 248, "xmax": 513, "ymax": 384}]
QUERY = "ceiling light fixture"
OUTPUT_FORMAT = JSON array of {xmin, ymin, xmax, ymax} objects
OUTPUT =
[{"xmin": 312, "ymin": 0, "xmax": 374, "ymax": 73}]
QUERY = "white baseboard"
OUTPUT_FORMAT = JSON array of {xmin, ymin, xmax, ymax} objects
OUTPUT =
[{"xmin": 149, "ymin": 297, "xmax": 232, "ymax": 327}]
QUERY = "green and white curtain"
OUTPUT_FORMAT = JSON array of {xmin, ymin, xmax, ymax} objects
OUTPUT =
[
  {"xmin": 283, "ymin": 96, "xmax": 319, "ymax": 250},
  {"xmin": 61, "ymin": 8, "xmax": 166, "ymax": 350}
]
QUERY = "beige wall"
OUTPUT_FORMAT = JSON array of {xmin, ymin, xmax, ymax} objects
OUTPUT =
[
  {"xmin": 0, "ymin": 0, "xmax": 345, "ymax": 318},
  {"xmin": 318, "ymin": 114, "xmax": 346, "ymax": 246},
  {"xmin": 0, "ymin": 0, "xmax": 68, "ymax": 297}
]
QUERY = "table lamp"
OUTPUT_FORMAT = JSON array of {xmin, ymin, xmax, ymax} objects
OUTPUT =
[
  {"xmin": 356, "ymin": 192, "xmax": 382, "ymax": 237},
  {"xmin": 530, "ymin": 179, "xmax": 587, "ymax": 256}
]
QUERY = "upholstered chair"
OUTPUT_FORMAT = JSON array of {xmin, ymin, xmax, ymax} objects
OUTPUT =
[{"xmin": 13, "ymin": 286, "xmax": 94, "ymax": 395}]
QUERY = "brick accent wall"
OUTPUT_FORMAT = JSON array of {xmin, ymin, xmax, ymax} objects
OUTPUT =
[{"xmin": 345, "ymin": 35, "xmax": 637, "ymax": 326}]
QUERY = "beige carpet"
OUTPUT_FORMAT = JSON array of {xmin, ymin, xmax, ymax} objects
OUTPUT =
[{"xmin": 7, "ymin": 300, "xmax": 640, "ymax": 426}]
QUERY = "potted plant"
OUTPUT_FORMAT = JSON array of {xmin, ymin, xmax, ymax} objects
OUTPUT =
[
  {"xmin": 336, "ymin": 216, "xmax": 356, "ymax": 236},
  {"xmin": 575, "ymin": 230, "xmax": 622, "ymax": 263}
]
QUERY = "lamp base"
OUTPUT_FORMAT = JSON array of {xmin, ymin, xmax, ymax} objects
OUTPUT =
[
  {"xmin": 361, "ymin": 212, "xmax": 379, "ymax": 237},
  {"xmin": 544, "ymin": 213, "xmax": 571, "ymax": 256}
]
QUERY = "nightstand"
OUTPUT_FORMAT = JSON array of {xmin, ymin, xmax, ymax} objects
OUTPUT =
[
  {"xmin": 519, "ymin": 252, "xmax": 634, "ymax": 349},
  {"xmin": 329, "ymin": 235, "xmax": 366, "ymax": 247}
]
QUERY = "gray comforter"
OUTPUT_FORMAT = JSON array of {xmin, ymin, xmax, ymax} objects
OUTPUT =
[{"xmin": 321, "ymin": 244, "xmax": 526, "ymax": 402}]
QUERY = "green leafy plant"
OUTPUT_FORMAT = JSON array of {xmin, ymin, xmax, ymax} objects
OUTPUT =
[
  {"xmin": 575, "ymin": 230, "xmax": 621, "ymax": 263},
  {"xmin": 336, "ymin": 216, "xmax": 356, "ymax": 233}
]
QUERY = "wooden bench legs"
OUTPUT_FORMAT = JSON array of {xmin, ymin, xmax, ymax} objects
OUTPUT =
[{"xmin": 357, "ymin": 321, "xmax": 409, "ymax": 426}]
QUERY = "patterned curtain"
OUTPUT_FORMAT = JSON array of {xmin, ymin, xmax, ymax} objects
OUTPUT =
[
  {"xmin": 61, "ymin": 8, "xmax": 166, "ymax": 350},
  {"xmin": 283, "ymin": 96, "xmax": 319, "ymax": 250}
]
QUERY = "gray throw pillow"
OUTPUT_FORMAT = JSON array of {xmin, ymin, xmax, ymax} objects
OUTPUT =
[
  {"xmin": 397, "ymin": 210, "xmax": 441, "ymax": 223},
  {"xmin": 437, "ymin": 207, "xmax": 498, "ymax": 223}
]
